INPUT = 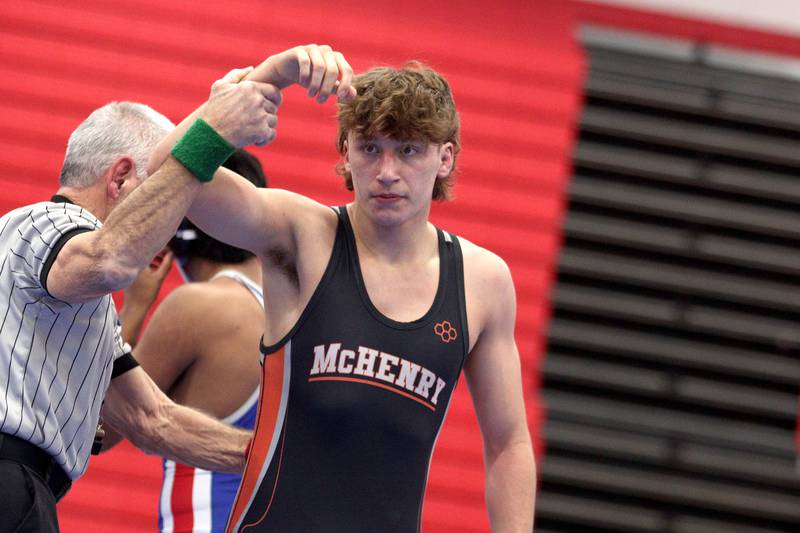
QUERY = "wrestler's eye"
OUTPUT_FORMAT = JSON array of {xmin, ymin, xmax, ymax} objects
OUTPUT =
[
  {"xmin": 361, "ymin": 142, "xmax": 379, "ymax": 154},
  {"xmin": 400, "ymin": 143, "xmax": 422, "ymax": 157}
]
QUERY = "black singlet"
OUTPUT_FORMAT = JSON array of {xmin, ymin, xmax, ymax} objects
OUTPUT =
[{"xmin": 227, "ymin": 206, "xmax": 469, "ymax": 533}]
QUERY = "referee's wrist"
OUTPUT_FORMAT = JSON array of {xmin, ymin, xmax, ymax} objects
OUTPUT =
[{"xmin": 170, "ymin": 118, "xmax": 235, "ymax": 183}]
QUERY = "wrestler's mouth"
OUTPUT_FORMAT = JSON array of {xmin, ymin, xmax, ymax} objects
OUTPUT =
[{"xmin": 373, "ymin": 193, "xmax": 403, "ymax": 204}]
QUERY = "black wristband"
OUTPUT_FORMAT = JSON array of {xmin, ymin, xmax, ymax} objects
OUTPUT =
[
  {"xmin": 111, "ymin": 352, "xmax": 140, "ymax": 379},
  {"xmin": 171, "ymin": 118, "xmax": 235, "ymax": 183}
]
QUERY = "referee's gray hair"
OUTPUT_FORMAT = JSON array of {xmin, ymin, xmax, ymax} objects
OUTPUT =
[{"xmin": 59, "ymin": 102, "xmax": 175, "ymax": 188}]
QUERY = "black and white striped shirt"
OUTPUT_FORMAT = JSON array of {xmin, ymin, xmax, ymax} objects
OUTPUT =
[{"xmin": 0, "ymin": 198, "xmax": 130, "ymax": 480}]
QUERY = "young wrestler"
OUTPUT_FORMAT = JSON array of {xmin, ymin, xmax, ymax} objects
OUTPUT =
[{"xmin": 150, "ymin": 46, "xmax": 535, "ymax": 532}]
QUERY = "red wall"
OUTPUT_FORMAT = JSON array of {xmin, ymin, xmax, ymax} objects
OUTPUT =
[{"xmin": 0, "ymin": 0, "xmax": 585, "ymax": 531}]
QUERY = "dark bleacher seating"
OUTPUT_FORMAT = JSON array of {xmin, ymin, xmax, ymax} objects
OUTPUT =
[{"xmin": 540, "ymin": 26, "xmax": 800, "ymax": 533}]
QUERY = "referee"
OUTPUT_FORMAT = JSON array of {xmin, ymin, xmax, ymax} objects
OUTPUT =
[{"xmin": 0, "ymin": 66, "xmax": 281, "ymax": 532}]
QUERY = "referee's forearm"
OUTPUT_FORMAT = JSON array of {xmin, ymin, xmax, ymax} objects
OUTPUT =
[
  {"xmin": 93, "ymin": 159, "xmax": 202, "ymax": 287},
  {"xmin": 48, "ymin": 159, "xmax": 202, "ymax": 302},
  {"xmin": 104, "ymin": 367, "xmax": 250, "ymax": 473},
  {"xmin": 137, "ymin": 403, "xmax": 250, "ymax": 474}
]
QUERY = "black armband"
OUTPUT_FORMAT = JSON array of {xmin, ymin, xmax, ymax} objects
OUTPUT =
[
  {"xmin": 41, "ymin": 227, "xmax": 93, "ymax": 297},
  {"xmin": 111, "ymin": 352, "xmax": 140, "ymax": 379}
]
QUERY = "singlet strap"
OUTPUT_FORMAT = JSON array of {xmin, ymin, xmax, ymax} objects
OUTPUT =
[
  {"xmin": 211, "ymin": 270, "xmax": 264, "ymax": 307},
  {"xmin": 446, "ymin": 232, "xmax": 470, "ymax": 362}
]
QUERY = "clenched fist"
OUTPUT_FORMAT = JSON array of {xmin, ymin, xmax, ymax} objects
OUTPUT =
[{"xmin": 247, "ymin": 44, "xmax": 356, "ymax": 104}]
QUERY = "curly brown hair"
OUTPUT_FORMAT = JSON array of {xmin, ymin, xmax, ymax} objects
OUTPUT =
[{"xmin": 335, "ymin": 62, "xmax": 461, "ymax": 201}]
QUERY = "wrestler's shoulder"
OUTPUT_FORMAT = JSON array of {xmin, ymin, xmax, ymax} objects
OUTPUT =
[
  {"xmin": 156, "ymin": 281, "xmax": 256, "ymax": 324},
  {"xmin": 456, "ymin": 235, "xmax": 512, "ymax": 282}
]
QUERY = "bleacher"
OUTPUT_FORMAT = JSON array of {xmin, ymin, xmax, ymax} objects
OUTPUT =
[{"xmin": 539, "ymin": 26, "xmax": 800, "ymax": 533}]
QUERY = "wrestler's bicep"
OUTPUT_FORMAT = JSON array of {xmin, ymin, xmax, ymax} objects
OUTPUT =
[{"xmin": 187, "ymin": 167, "xmax": 326, "ymax": 256}]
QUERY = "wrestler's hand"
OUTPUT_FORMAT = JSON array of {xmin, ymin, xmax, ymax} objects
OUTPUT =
[
  {"xmin": 247, "ymin": 44, "xmax": 356, "ymax": 104},
  {"xmin": 201, "ymin": 67, "xmax": 282, "ymax": 148}
]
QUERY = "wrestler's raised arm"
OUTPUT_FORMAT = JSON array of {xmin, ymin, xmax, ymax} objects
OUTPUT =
[{"xmin": 146, "ymin": 45, "xmax": 353, "ymax": 258}]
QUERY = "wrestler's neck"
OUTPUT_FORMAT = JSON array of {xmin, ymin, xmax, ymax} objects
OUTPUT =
[
  {"xmin": 347, "ymin": 202, "xmax": 436, "ymax": 263},
  {"xmin": 184, "ymin": 256, "xmax": 263, "ymax": 285}
]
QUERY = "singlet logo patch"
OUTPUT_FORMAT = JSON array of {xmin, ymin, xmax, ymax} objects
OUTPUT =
[{"xmin": 434, "ymin": 321, "xmax": 457, "ymax": 343}]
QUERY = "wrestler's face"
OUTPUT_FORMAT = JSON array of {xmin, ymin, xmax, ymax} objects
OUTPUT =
[{"xmin": 345, "ymin": 132, "xmax": 453, "ymax": 226}]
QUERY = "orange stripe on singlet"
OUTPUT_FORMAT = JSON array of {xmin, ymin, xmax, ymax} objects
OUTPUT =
[
  {"xmin": 226, "ymin": 345, "xmax": 288, "ymax": 533},
  {"xmin": 308, "ymin": 376, "xmax": 436, "ymax": 411}
]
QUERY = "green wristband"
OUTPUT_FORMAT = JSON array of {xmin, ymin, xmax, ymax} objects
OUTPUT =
[{"xmin": 171, "ymin": 118, "xmax": 235, "ymax": 183}]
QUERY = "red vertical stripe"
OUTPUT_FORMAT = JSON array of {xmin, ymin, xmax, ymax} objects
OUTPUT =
[
  {"xmin": 227, "ymin": 345, "xmax": 287, "ymax": 532},
  {"xmin": 170, "ymin": 463, "xmax": 195, "ymax": 532}
]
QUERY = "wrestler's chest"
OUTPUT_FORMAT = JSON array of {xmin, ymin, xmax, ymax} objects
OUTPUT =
[{"xmin": 359, "ymin": 261, "xmax": 439, "ymax": 323}]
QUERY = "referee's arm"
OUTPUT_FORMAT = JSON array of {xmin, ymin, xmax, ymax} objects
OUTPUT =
[
  {"xmin": 100, "ymin": 365, "xmax": 250, "ymax": 474},
  {"xmin": 45, "ymin": 157, "xmax": 204, "ymax": 304},
  {"xmin": 45, "ymin": 68, "xmax": 282, "ymax": 305}
]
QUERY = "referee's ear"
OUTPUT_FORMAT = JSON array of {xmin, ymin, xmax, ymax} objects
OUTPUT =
[{"xmin": 105, "ymin": 156, "xmax": 137, "ymax": 203}]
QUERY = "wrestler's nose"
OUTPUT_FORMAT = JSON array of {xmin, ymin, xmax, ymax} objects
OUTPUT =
[{"xmin": 376, "ymin": 152, "xmax": 401, "ymax": 183}]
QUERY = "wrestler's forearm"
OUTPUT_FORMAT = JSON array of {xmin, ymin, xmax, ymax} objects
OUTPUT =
[
  {"xmin": 485, "ymin": 440, "xmax": 536, "ymax": 532},
  {"xmin": 247, "ymin": 54, "xmax": 292, "ymax": 89},
  {"xmin": 144, "ymin": 110, "xmax": 247, "ymax": 235}
]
